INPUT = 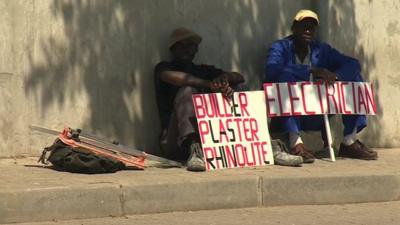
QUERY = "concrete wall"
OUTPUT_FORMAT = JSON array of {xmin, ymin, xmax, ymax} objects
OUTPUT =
[
  {"xmin": 0, "ymin": 0, "xmax": 312, "ymax": 157},
  {"xmin": 0, "ymin": 0, "xmax": 398, "ymax": 157},
  {"xmin": 315, "ymin": 0, "xmax": 400, "ymax": 148}
]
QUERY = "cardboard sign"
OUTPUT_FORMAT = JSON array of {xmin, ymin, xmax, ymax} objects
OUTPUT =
[
  {"xmin": 263, "ymin": 82, "xmax": 376, "ymax": 117},
  {"xmin": 192, "ymin": 91, "xmax": 274, "ymax": 171}
]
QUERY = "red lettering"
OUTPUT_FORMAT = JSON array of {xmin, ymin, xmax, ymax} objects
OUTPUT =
[
  {"xmin": 198, "ymin": 120, "xmax": 209, "ymax": 144},
  {"xmin": 205, "ymin": 94, "xmax": 217, "ymax": 117},
  {"xmin": 238, "ymin": 93, "xmax": 250, "ymax": 117},
  {"xmin": 340, "ymin": 82, "xmax": 351, "ymax": 114},
  {"xmin": 243, "ymin": 118, "xmax": 252, "ymax": 141},
  {"xmin": 276, "ymin": 83, "xmax": 291, "ymax": 116},
  {"xmin": 326, "ymin": 83, "xmax": 339, "ymax": 113},
  {"xmin": 352, "ymin": 82, "xmax": 358, "ymax": 114},
  {"xmin": 193, "ymin": 95, "xmax": 205, "ymax": 119},
  {"xmin": 357, "ymin": 86, "xmax": 367, "ymax": 113},
  {"xmin": 301, "ymin": 82, "xmax": 316, "ymax": 115},
  {"xmin": 246, "ymin": 143, "xmax": 256, "ymax": 166},
  {"xmin": 250, "ymin": 118, "xmax": 259, "ymax": 141},
  {"xmin": 364, "ymin": 83, "xmax": 377, "ymax": 114},
  {"xmin": 315, "ymin": 81, "xmax": 325, "ymax": 113},
  {"xmin": 336, "ymin": 82, "xmax": 343, "ymax": 113},
  {"xmin": 264, "ymin": 83, "xmax": 277, "ymax": 117},
  {"xmin": 233, "ymin": 118, "xmax": 243, "ymax": 142},
  {"xmin": 210, "ymin": 94, "xmax": 221, "ymax": 117},
  {"xmin": 288, "ymin": 82, "xmax": 302, "ymax": 115},
  {"xmin": 222, "ymin": 96, "xmax": 233, "ymax": 117},
  {"xmin": 235, "ymin": 144, "xmax": 247, "ymax": 167},
  {"xmin": 253, "ymin": 142, "xmax": 263, "ymax": 165}
]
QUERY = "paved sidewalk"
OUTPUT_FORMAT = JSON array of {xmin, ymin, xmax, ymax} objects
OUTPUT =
[{"xmin": 1, "ymin": 148, "xmax": 400, "ymax": 224}]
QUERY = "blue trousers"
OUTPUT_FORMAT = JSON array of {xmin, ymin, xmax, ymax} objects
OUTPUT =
[
  {"xmin": 269, "ymin": 114, "xmax": 367, "ymax": 137},
  {"xmin": 269, "ymin": 71, "xmax": 367, "ymax": 136}
]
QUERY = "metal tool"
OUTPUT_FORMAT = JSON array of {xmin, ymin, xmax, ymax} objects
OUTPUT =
[{"xmin": 30, "ymin": 125, "xmax": 183, "ymax": 168}]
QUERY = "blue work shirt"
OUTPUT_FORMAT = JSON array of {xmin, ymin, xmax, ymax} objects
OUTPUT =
[
  {"xmin": 264, "ymin": 35, "xmax": 366, "ymax": 136},
  {"xmin": 264, "ymin": 35, "xmax": 363, "ymax": 83}
]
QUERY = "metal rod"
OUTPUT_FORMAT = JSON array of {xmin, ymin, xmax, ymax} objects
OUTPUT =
[{"xmin": 323, "ymin": 115, "xmax": 336, "ymax": 162}]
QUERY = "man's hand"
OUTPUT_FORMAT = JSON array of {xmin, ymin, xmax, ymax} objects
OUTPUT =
[
  {"xmin": 211, "ymin": 75, "xmax": 234, "ymax": 98},
  {"xmin": 311, "ymin": 67, "xmax": 337, "ymax": 84},
  {"xmin": 219, "ymin": 85, "xmax": 234, "ymax": 98},
  {"xmin": 211, "ymin": 74, "xmax": 228, "ymax": 90}
]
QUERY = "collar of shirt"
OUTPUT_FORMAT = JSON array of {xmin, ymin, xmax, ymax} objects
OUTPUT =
[
  {"xmin": 295, "ymin": 46, "xmax": 311, "ymax": 65},
  {"xmin": 295, "ymin": 46, "xmax": 313, "ymax": 81}
]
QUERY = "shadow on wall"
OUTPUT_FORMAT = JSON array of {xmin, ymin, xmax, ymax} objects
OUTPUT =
[
  {"xmin": 192, "ymin": 0, "xmax": 312, "ymax": 90},
  {"xmin": 317, "ymin": 0, "xmax": 382, "ymax": 147},
  {"xmin": 23, "ymin": 0, "xmax": 311, "ymax": 154},
  {"xmin": 24, "ymin": 0, "xmax": 162, "ymax": 152}
]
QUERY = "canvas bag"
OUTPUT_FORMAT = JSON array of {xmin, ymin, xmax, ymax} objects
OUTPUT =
[{"xmin": 39, "ymin": 138, "xmax": 125, "ymax": 174}]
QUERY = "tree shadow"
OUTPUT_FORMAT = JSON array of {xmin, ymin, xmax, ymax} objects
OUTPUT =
[
  {"xmin": 193, "ymin": 0, "xmax": 313, "ymax": 90},
  {"xmin": 25, "ymin": 0, "xmax": 315, "ymax": 156},
  {"xmin": 25, "ymin": 0, "xmax": 162, "ymax": 154}
]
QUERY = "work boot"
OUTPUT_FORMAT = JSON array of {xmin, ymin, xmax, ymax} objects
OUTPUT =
[
  {"xmin": 186, "ymin": 142, "xmax": 206, "ymax": 171},
  {"xmin": 338, "ymin": 140, "xmax": 378, "ymax": 160},
  {"xmin": 314, "ymin": 145, "xmax": 339, "ymax": 159},
  {"xmin": 271, "ymin": 139, "xmax": 303, "ymax": 167},
  {"xmin": 290, "ymin": 143, "xmax": 315, "ymax": 163}
]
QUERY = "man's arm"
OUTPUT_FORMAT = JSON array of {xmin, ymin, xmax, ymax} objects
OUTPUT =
[
  {"xmin": 311, "ymin": 44, "xmax": 361, "ymax": 83},
  {"xmin": 326, "ymin": 45, "xmax": 361, "ymax": 81},
  {"xmin": 224, "ymin": 72, "xmax": 245, "ymax": 85},
  {"xmin": 160, "ymin": 70, "xmax": 244, "ymax": 98},
  {"xmin": 310, "ymin": 67, "xmax": 337, "ymax": 84},
  {"xmin": 159, "ymin": 70, "xmax": 213, "ymax": 89},
  {"xmin": 210, "ymin": 72, "xmax": 244, "ymax": 98},
  {"xmin": 210, "ymin": 72, "xmax": 244, "ymax": 89}
]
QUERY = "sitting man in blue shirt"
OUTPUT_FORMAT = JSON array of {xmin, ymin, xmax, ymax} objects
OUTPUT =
[{"xmin": 264, "ymin": 9, "xmax": 378, "ymax": 162}]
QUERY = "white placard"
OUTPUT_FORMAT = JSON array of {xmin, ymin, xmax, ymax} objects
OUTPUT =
[
  {"xmin": 192, "ymin": 91, "xmax": 274, "ymax": 171},
  {"xmin": 263, "ymin": 82, "xmax": 376, "ymax": 117}
]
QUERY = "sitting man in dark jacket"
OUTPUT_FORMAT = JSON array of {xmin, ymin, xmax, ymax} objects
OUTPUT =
[
  {"xmin": 264, "ymin": 9, "xmax": 378, "ymax": 162},
  {"xmin": 154, "ymin": 28, "xmax": 245, "ymax": 171}
]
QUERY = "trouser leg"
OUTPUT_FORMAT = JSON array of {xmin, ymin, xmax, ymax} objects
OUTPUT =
[
  {"xmin": 342, "ymin": 115, "xmax": 367, "ymax": 136},
  {"xmin": 160, "ymin": 86, "xmax": 198, "ymax": 160},
  {"xmin": 174, "ymin": 86, "xmax": 198, "ymax": 145},
  {"xmin": 269, "ymin": 117, "xmax": 301, "ymax": 134},
  {"xmin": 338, "ymin": 72, "xmax": 367, "ymax": 138}
]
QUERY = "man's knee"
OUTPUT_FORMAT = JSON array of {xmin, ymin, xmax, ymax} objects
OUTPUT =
[
  {"xmin": 175, "ymin": 86, "xmax": 196, "ymax": 99},
  {"xmin": 174, "ymin": 86, "xmax": 197, "ymax": 110},
  {"xmin": 340, "ymin": 73, "xmax": 364, "ymax": 82}
]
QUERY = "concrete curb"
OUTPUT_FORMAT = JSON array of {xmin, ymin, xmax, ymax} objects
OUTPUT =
[
  {"xmin": 122, "ymin": 176, "xmax": 261, "ymax": 215},
  {"xmin": 0, "ymin": 185, "xmax": 123, "ymax": 224},
  {"xmin": 1, "ymin": 174, "xmax": 400, "ymax": 224},
  {"xmin": 262, "ymin": 175, "xmax": 400, "ymax": 206},
  {"xmin": 1, "ymin": 149, "xmax": 400, "ymax": 224}
]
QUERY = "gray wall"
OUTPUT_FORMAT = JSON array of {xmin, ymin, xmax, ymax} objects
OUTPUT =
[
  {"xmin": 0, "ymin": 0, "xmax": 397, "ymax": 157},
  {"xmin": 315, "ymin": 0, "xmax": 400, "ymax": 148}
]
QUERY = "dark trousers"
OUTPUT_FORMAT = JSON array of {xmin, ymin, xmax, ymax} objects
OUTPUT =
[{"xmin": 160, "ymin": 86, "xmax": 198, "ymax": 160}]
